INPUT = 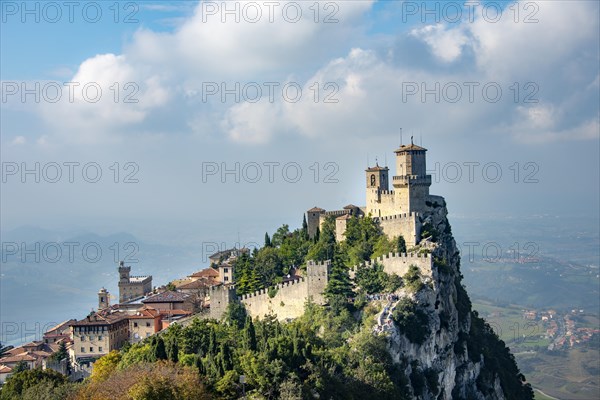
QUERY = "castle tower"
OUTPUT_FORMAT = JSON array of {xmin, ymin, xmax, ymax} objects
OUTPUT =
[
  {"xmin": 118, "ymin": 261, "xmax": 130, "ymax": 283},
  {"xmin": 98, "ymin": 287, "xmax": 109, "ymax": 310},
  {"xmin": 306, "ymin": 207, "xmax": 325, "ymax": 239},
  {"xmin": 392, "ymin": 142, "xmax": 431, "ymax": 213},
  {"xmin": 306, "ymin": 260, "xmax": 331, "ymax": 305},
  {"xmin": 365, "ymin": 163, "xmax": 389, "ymax": 217}
]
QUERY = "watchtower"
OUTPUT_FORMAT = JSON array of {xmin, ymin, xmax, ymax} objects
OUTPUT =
[{"xmin": 392, "ymin": 142, "xmax": 431, "ymax": 213}]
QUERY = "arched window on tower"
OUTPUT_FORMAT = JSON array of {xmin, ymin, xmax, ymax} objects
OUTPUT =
[{"xmin": 370, "ymin": 174, "xmax": 376, "ymax": 186}]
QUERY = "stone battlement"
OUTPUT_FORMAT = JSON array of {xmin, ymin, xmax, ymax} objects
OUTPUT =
[
  {"xmin": 349, "ymin": 251, "xmax": 433, "ymax": 280},
  {"xmin": 239, "ymin": 278, "xmax": 305, "ymax": 300},
  {"xmin": 324, "ymin": 209, "xmax": 350, "ymax": 217},
  {"xmin": 376, "ymin": 212, "xmax": 419, "ymax": 221}
]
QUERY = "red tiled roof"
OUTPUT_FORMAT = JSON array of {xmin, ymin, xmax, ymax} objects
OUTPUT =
[
  {"xmin": 189, "ymin": 268, "xmax": 219, "ymax": 278},
  {"xmin": 0, "ymin": 365, "xmax": 12, "ymax": 374},
  {"xmin": 0, "ymin": 353, "xmax": 36, "ymax": 363},
  {"xmin": 308, "ymin": 207, "xmax": 325, "ymax": 212},
  {"xmin": 142, "ymin": 291, "xmax": 188, "ymax": 303},
  {"xmin": 179, "ymin": 279, "xmax": 217, "ymax": 290}
]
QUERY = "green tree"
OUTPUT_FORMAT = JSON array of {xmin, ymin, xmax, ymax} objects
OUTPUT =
[
  {"xmin": 48, "ymin": 341, "xmax": 71, "ymax": 375},
  {"xmin": 0, "ymin": 342, "xmax": 12, "ymax": 358},
  {"xmin": 154, "ymin": 337, "xmax": 168, "ymax": 361},
  {"xmin": 1, "ymin": 368, "xmax": 67, "ymax": 400},
  {"xmin": 12, "ymin": 360, "xmax": 30, "ymax": 373},
  {"xmin": 167, "ymin": 338, "xmax": 179, "ymax": 363},
  {"xmin": 301, "ymin": 214, "xmax": 308, "ymax": 239},
  {"xmin": 243, "ymin": 316, "xmax": 258, "ymax": 351},
  {"xmin": 324, "ymin": 246, "xmax": 354, "ymax": 302},
  {"xmin": 264, "ymin": 232, "xmax": 272, "ymax": 247},
  {"xmin": 271, "ymin": 224, "xmax": 290, "ymax": 247},
  {"xmin": 396, "ymin": 235, "xmax": 407, "ymax": 253}
]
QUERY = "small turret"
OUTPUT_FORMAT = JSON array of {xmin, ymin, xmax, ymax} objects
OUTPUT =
[{"xmin": 98, "ymin": 287, "xmax": 109, "ymax": 310}]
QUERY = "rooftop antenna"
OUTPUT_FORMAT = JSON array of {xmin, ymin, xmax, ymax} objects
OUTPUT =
[
  {"xmin": 399, "ymin": 127, "xmax": 403, "ymax": 145},
  {"xmin": 375, "ymin": 157, "xmax": 379, "ymax": 166},
  {"xmin": 411, "ymin": 135, "xmax": 414, "ymax": 145}
]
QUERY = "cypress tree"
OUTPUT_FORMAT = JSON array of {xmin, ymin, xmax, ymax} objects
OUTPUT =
[
  {"xmin": 154, "ymin": 336, "xmax": 167, "ymax": 360},
  {"xmin": 264, "ymin": 232, "xmax": 272, "ymax": 247},
  {"xmin": 302, "ymin": 214, "xmax": 308, "ymax": 239},
  {"xmin": 243, "ymin": 316, "xmax": 257, "ymax": 351}
]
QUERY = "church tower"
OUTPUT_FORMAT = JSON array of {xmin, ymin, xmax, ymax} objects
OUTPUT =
[
  {"xmin": 365, "ymin": 163, "xmax": 390, "ymax": 217},
  {"xmin": 98, "ymin": 287, "xmax": 109, "ymax": 310}
]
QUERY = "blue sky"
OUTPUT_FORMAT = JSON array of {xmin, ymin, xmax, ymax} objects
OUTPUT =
[{"xmin": 1, "ymin": 0, "xmax": 599, "ymax": 241}]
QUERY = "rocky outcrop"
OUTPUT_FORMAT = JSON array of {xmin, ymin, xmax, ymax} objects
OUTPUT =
[{"xmin": 384, "ymin": 196, "xmax": 533, "ymax": 399}]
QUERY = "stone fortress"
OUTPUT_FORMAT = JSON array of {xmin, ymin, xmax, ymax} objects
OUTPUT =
[
  {"xmin": 211, "ymin": 142, "xmax": 443, "ymax": 321},
  {"xmin": 118, "ymin": 261, "xmax": 153, "ymax": 303}
]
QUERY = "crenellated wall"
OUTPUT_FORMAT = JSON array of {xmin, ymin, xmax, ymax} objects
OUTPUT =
[
  {"xmin": 349, "ymin": 251, "xmax": 433, "ymax": 280},
  {"xmin": 377, "ymin": 212, "xmax": 421, "ymax": 246},
  {"xmin": 241, "ymin": 278, "xmax": 310, "ymax": 321}
]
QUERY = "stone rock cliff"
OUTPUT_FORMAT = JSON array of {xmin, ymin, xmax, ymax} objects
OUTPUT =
[{"xmin": 384, "ymin": 197, "xmax": 533, "ymax": 399}]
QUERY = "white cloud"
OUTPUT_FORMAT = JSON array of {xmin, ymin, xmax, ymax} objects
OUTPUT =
[
  {"xmin": 10, "ymin": 136, "xmax": 26, "ymax": 145},
  {"xmin": 410, "ymin": 24, "xmax": 468, "ymax": 63}
]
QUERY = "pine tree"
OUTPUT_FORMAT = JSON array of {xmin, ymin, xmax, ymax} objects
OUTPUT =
[
  {"xmin": 243, "ymin": 316, "xmax": 257, "ymax": 351},
  {"xmin": 302, "ymin": 214, "xmax": 308, "ymax": 239},
  {"xmin": 324, "ymin": 245, "xmax": 354, "ymax": 301},
  {"xmin": 397, "ymin": 235, "xmax": 407, "ymax": 254},
  {"xmin": 154, "ymin": 336, "xmax": 167, "ymax": 360},
  {"xmin": 208, "ymin": 328, "xmax": 217, "ymax": 357},
  {"xmin": 167, "ymin": 338, "xmax": 179, "ymax": 363}
]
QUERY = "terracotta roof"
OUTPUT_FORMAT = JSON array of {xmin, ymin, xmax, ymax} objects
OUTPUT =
[
  {"xmin": 71, "ymin": 311, "xmax": 128, "ymax": 327},
  {"xmin": 394, "ymin": 144, "xmax": 427, "ymax": 152},
  {"xmin": 160, "ymin": 309, "xmax": 192, "ymax": 316},
  {"xmin": 189, "ymin": 268, "xmax": 219, "ymax": 278},
  {"xmin": 129, "ymin": 308, "xmax": 161, "ymax": 319},
  {"xmin": 0, "ymin": 365, "xmax": 12, "ymax": 374},
  {"xmin": 142, "ymin": 290, "xmax": 187, "ymax": 303},
  {"xmin": 22, "ymin": 341, "xmax": 43, "ymax": 348},
  {"xmin": 343, "ymin": 204, "xmax": 359, "ymax": 209},
  {"xmin": 308, "ymin": 207, "xmax": 325, "ymax": 212},
  {"xmin": 0, "ymin": 353, "xmax": 36, "ymax": 363},
  {"xmin": 179, "ymin": 279, "xmax": 216, "ymax": 290},
  {"xmin": 208, "ymin": 249, "xmax": 233, "ymax": 260},
  {"xmin": 336, "ymin": 214, "xmax": 352, "ymax": 220},
  {"xmin": 44, "ymin": 320, "xmax": 77, "ymax": 336}
]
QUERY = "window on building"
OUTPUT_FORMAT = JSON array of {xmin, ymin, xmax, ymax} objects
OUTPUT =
[
  {"xmin": 81, "ymin": 347, "xmax": 85, "ymax": 353},
  {"xmin": 81, "ymin": 336, "xmax": 85, "ymax": 341},
  {"xmin": 90, "ymin": 347, "xmax": 94, "ymax": 352},
  {"xmin": 99, "ymin": 347, "xmax": 103, "ymax": 352},
  {"xmin": 224, "ymin": 268, "xmax": 228, "ymax": 273},
  {"xmin": 98, "ymin": 336, "xmax": 102, "ymax": 341},
  {"xmin": 146, "ymin": 322, "xmax": 151, "ymax": 327},
  {"xmin": 224, "ymin": 276, "xmax": 229, "ymax": 281},
  {"xmin": 134, "ymin": 322, "xmax": 138, "ymax": 327}
]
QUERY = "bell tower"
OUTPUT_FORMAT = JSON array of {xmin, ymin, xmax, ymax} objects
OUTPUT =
[
  {"xmin": 98, "ymin": 287, "xmax": 109, "ymax": 310},
  {"xmin": 365, "ymin": 163, "xmax": 389, "ymax": 217}
]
